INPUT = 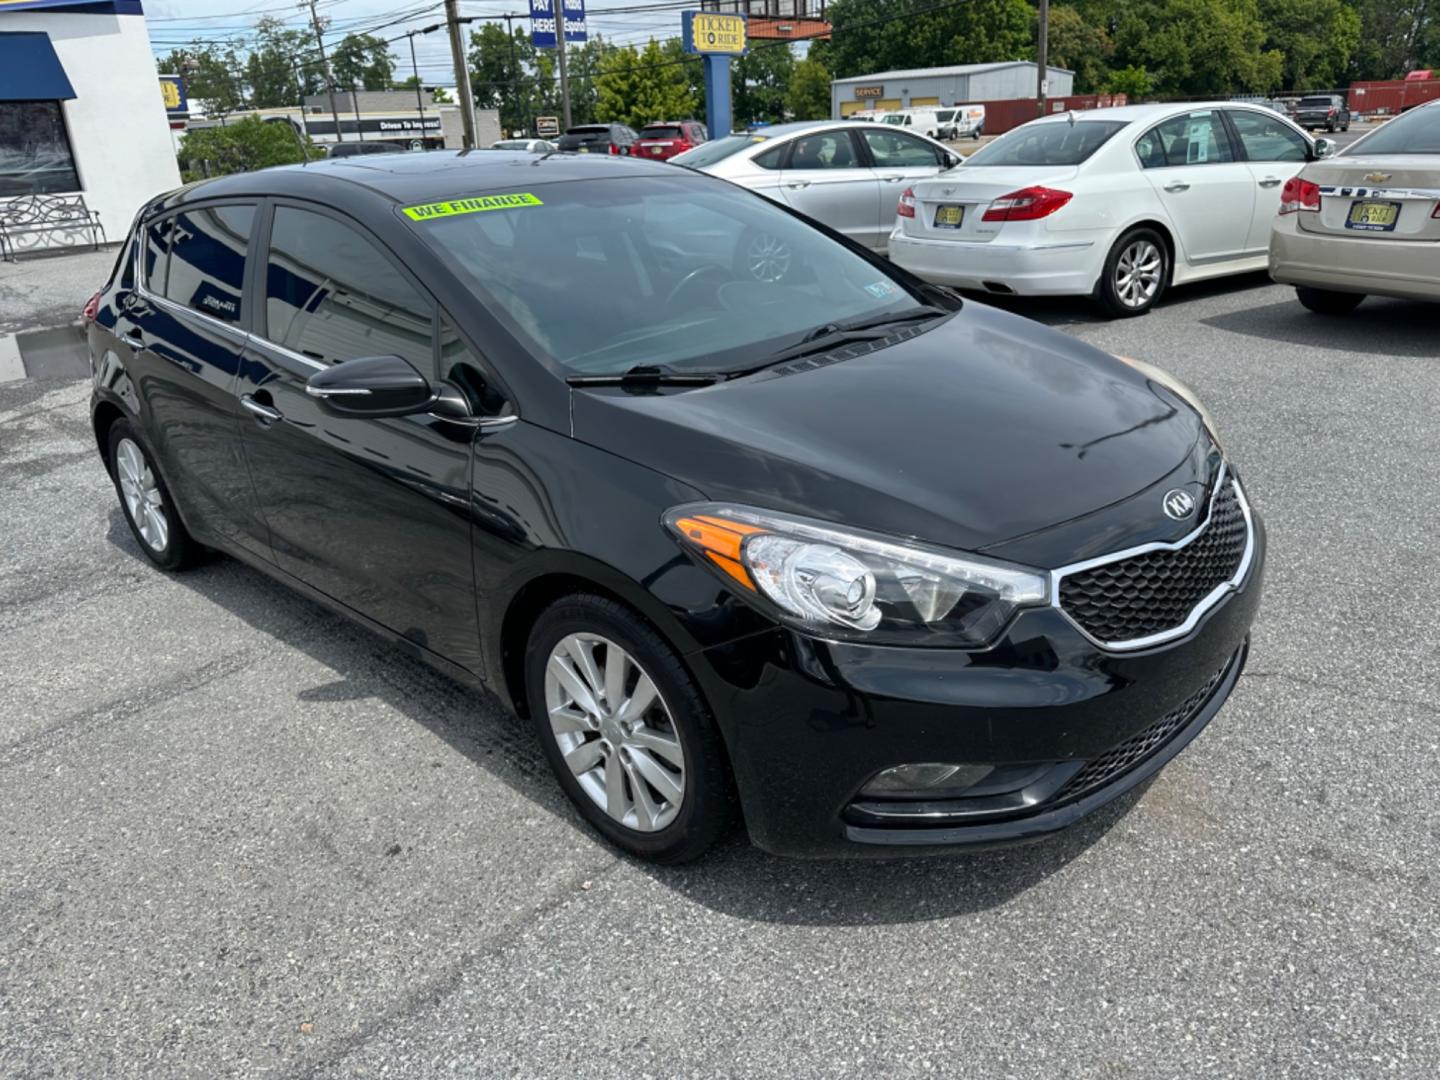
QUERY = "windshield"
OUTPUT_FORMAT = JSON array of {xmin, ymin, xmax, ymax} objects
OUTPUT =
[
  {"xmin": 963, "ymin": 120, "xmax": 1129, "ymax": 166},
  {"xmin": 882, "ymin": 114, "xmax": 905, "ymax": 125},
  {"xmin": 409, "ymin": 176, "xmax": 925, "ymax": 376},
  {"xmin": 672, "ymin": 134, "xmax": 768, "ymax": 168},
  {"xmin": 1347, "ymin": 105, "xmax": 1440, "ymax": 155}
]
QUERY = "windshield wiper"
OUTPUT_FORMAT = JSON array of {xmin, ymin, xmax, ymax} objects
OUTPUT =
[
  {"xmin": 566, "ymin": 364, "xmax": 720, "ymax": 388},
  {"xmin": 726, "ymin": 306, "xmax": 952, "ymax": 376}
]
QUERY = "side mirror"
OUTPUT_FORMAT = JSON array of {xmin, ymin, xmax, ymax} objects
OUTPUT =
[
  {"xmin": 305, "ymin": 354, "xmax": 438, "ymax": 418},
  {"xmin": 1313, "ymin": 137, "xmax": 1338, "ymax": 159}
]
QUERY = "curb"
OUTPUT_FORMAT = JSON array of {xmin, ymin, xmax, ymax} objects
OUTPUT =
[{"xmin": 0, "ymin": 323, "xmax": 89, "ymax": 385}]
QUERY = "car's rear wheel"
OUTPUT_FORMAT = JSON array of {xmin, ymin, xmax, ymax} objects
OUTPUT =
[
  {"xmin": 1296, "ymin": 286, "xmax": 1365, "ymax": 315},
  {"xmin": 1096, "ymin": 228, "xmax": 1168, "ymax": 318},
  {"xmin": 526, "ymin": 594, "xmax": 734, "ymax": 863},
  {"xmin": 107, "ymin": 419, "xmax": 204, "ymax": 570}
]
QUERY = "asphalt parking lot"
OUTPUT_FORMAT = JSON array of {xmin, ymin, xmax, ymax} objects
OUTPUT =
[{"xmin": 2, "ymin": 271, "xmax": 1438, "ymax": 1077}]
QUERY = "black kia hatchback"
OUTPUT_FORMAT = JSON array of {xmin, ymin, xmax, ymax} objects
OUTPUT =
[{"xmin": 87, "ymin": 150, "xmax": 1264, "ymax": 861}]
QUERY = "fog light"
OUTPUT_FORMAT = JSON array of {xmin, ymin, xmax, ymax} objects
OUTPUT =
[{"xmin": 860, "ymin": 762, "xmax": 995, "ymax": 799}]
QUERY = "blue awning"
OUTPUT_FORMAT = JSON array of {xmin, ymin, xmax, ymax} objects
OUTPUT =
[{"xmin": 0, "ymin": 32, "xmax": 76, "ymax": 102}]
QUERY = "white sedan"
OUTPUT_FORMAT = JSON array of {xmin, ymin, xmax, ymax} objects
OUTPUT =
[
  {"xmin": 889, "ymin": 102, "xmax": 1334, "ymax": 317},
  {"xmin": 672, "ymin": 120, "xmax": 962, "ymax": 253}
]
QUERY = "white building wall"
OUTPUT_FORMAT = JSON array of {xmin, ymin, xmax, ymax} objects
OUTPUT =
[{"xmin": 5, "ymin": 11, "xmax": 180, "ymax": 244}]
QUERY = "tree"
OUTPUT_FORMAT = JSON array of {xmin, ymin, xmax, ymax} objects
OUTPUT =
[
  {"xmin": 177, "ymin": 116, "xmax": 317, "ymax": 181},
  {"xmin": 734, "ymin": 43, "xmax": 795, "ymax": 125},
  {"xmin": 1046, "ymin": 6, "xmax": 1114, "ymax": 93},
  {"xmin": 432, "ymin": 86, "xmax": 453, "ymax": 104},
  {"xmin": 1108, "ymin": 0, "xmax": 1282, "ymax": 96},
  {"xmin": 1104, "ymin": 64, "xmax": 1154, "ymax": 99},
  {"xmin": 469, "ymin": 23, "xmax": 535, "ymax": 132},
  {"xmin": 156, "ymin": 44, "xmax": 248, "ymax": 115},
  {"xmin": 246, "ymin": 17, "xmax": 321, "ymax": 108},
  {"xmin": 594, "ymin": 40, "xmax": 698, "ymax": 130},
  {"xmin": 787, "ymin": 56, "xmax": 833, "ymax": 120},
  {"xmin": 1349, "ymin": 0, "xmax": 1437, "ymax": 80},
  {"xmin": 331, "ymin": 33, "xmax": 396, "ymax": 91},
  {"xmin": 820, "ymin": 0, "xmax": 1034, "ymax": 80},
  {"xmin": 1257, "ymin": 0, "xmax": 1360, "ymax": 89}
]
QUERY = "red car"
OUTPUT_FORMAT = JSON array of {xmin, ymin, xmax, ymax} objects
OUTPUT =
[{"xmin": 634, "ymin": 120, "xmax": 709, "ymax": 161}]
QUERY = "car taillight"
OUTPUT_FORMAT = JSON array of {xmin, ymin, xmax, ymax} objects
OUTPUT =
[
  {"xmin": 897, "ymin": 187, "xmax": 916, "ymax": 218},
  {"xmin": 82, "ymin": 291, "xmax": 101, "ymax": 324},
  {"xmin": 981, "ymin": 186, "xmax": 1072, "ymax": 222},
  {"xmin": 609, "ymin": 143, "xmax": 619, "ymax": 155},
  {"xmin": 1279, "ymin": 177, "xmax": 1321, "ymax": 214},
  {"xmin": 1432, "ymin": 202, "xmax": 1440, "ymax": 219}
]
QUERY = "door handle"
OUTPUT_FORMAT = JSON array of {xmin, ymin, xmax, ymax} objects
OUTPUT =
[
  {"xmin": 119, "ymin": 331, "xmax": 144, "ymax": 350},
  {"xmin": 882, "ymin": 175, "xmax": 906, "ymax": 183},
  {"xmin": 1163, "ymin": 181, "xmax": 1190, "ymax": 193},
  {"xmin": 786, "ymin": 181, "xmax": 811, "ymax": 189},
  {"xmin": 1258, "ymin": 177, "xmax": 1282, "ymax": 188},
  {"xmin": 241, "ymin": 395, "xmax": 283, "ymax": 424}
]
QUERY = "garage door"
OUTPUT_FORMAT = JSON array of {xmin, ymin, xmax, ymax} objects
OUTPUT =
[
  {"xmin": 910, "ymin": 96, "xmax": 940, "ymax": 107},
  {"xmin": 875, "ymin": 99, "xmax": 901, "ymax": 112},
  {"xmin": 840, "ymin": 101, "xmax": 866, "ymax": 116}
]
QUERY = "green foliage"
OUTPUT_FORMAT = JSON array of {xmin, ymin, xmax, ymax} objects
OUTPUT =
[
  {"xmin": 1347, "ymin": 0, "xmax": 1437, "ymax": 80},
  {"xmin": 1104, "ymin": 64, "xmax": 1155, "ymax": 99},
  {"xmin": 821, "ymin": 0, "xmax": 1034, "ymax": 80},
  {"xmin": 432, "ymin": 86, "xmax": 453, "ymax": 104},
  {"xmin": 787, "ymin": 57, "xmax": 833, "ymax": 120},
  {"xmin": 245, "ymin": 17, "xmax": 323, "ymax": 108},
  {"xmin": 1258, "ymin": 0, "xmax": 1360, "ymax": 89},
  {"xmin": 595, "ymin": 40, "xmax": 699, "ymax": 130},
  {"xmin": 177, "ymin": 116, "xmax": 317, "ymax": 180},
  {"xmin": 1046, "ymin": 6, "xmax": 1114, "ymax": 93},
  {"xmin": 331, "ymin": 33, "xmax": 396, "ymax": 91},
  {"xmin": 1108, "ymin": 0, "xmax": 1283, "ymax": 95},
  {"xmin": 156, "ymin": 44, "xmax": 248, "ymax": 114},
  {"xmin": 469, "ymin": 23, "xmax": 536, "ymax": 132},
  {"xmin": 734, "ymin": 44, "xmax": 796, "ymax": 125}
]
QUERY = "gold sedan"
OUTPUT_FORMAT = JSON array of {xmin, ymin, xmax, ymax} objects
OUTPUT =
[{"xmin": 1270, "ymin": 101, "xmax": 1440, "ymax": 313}]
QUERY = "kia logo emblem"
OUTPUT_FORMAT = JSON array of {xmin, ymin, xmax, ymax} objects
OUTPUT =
[{"xmin": 1163, "ymin": 489, "xmax": 1197, "ymax": 520}]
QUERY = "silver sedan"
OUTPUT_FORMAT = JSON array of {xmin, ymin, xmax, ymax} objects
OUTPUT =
[{"xmin": 672, "ymin": 120, "xmax": 962, "ymax": 253}]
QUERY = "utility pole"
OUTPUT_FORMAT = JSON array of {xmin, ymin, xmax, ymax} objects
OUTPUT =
[
  {"xmin": 406, "ymin": 30, "xmax": 427, "ymax": 147},
  {"xmin": 556, "ymin": 2, "xmax": 572, "ymax": 131},
  {"xmin": 1036, "ymin": 0, "xmax": 1050, "ymax": 117},
  {"xmin": 445, "ymin": 0, "xmax": 479, "ymax": 148},
  {"xmin": 301, "ymin": 0, "xmax": 344, "ymax": 141},
  {"xmin": 503, "ymin": 13, "xmax": 523, "ymax": 137}
]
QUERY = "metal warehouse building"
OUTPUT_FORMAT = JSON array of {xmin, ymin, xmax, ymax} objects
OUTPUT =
[{"xmin": 831, "ymin": 61, "xmax": 1075, "ymax": 117}]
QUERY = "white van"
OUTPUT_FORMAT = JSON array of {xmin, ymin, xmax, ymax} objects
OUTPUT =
[{"xmin": 882, "ymin": 105, "xmax": 986, "ymax": 140}]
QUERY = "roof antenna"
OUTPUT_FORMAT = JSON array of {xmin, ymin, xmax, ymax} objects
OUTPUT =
[{"xmin": 1066, "ymin": 110, "xmax": 1077, "ymax": 126}]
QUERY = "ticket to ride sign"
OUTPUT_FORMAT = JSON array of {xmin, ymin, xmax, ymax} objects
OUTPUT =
[{"xmin": 682, "ymin": 11, "xmax": 747, "ymax": 56}]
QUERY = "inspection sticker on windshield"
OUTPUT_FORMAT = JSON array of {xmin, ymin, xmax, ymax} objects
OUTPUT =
[
  {"xmin": 403, "ymin": 193, "xmax": 543, "ymax": 221},
  {"xmin": 864, "ymin": 280, "xmax": 901, "ymax": 299}
]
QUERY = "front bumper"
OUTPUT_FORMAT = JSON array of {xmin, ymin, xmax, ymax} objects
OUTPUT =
[
  {"xmin": 1270, "ymin": 216, "xmax": 1440, "ymax": 302},
  {"xmin": 888, "ymin": 230, "xmax": 1103, "ymax": 296},
  {"xmin": 689, "ymin": 514, "xmax": 1265, "ymax": 858}
]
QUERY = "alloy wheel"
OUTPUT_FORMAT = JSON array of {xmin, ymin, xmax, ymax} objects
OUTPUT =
[
  {"xmin": 544, "ymin": 632, "xmax": 686, "ymax": 832},
  {"xmin": 745, "ymin": 233, "xmax": 792, "ymax": 282},
  {"xmin": 1113, "ymin": 239, "xmax": 1163, "ymax": 309},
  {"xmin": 115, "ymin": 437, "xmax": 169, "ymax": 552}
]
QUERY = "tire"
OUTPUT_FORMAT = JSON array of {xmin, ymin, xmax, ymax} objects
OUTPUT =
[
  {"xmin": 1296, "ymin": 286, "xmax": 1365, "ymax": 315},
  {"xmin": 1095, "ymin": 227, "xmax": 1169, "ymax": 318},
  {"xmin": 106, "ymin": 419, "xmax": 204, "ymax": 570},
  {"xmin": 525, "ymin": 594, "xmax": 735, "ymax": 863}
]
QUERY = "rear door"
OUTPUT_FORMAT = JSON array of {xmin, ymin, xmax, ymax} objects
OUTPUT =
[
  {"xmin": 777, "ymin": 128, "xmax": 883, "ymax": 248},
  {"xmin": 1136, "ymin": 110, "xmax": 1255, "ymax": 265},
  {"xmin": 118, "ymin": 202, "xmax": 270, "ymax": 557},
  {"xmin": 235, "ymin": 201, "xmax": 485, "ymax": 670},
  {"xmin": 1224, "ymin": 108, "xmax": 1313, "ymax": 251},
  {"xmin": 856, "ymin": 127, "xmax": 953, "ymax": 247}
]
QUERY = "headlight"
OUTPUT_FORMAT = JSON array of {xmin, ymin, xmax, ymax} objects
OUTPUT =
[
  {"xmin": 663, "ymin": 505, "xmax": 1047, "ymax": 647},
  {"xmin": 1114, "ymin": 354, "xmax": 1222, "ymax": 446}
]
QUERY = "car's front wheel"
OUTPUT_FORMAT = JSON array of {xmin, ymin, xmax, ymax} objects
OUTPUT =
[
  {"xmin": 1296, "ymin": 286, "xmax": 1365, "ymax": 315},
  {"xmin": 526, "ymin": 594, "xmax": 734, "ymax": 863},
  {"xmin": 1096, "ymin": 228, "xmax": 1169, "ymax": 318},
  {"xmin": 107, "ymin": 419, "xmax": 204, "ymax": 570}
]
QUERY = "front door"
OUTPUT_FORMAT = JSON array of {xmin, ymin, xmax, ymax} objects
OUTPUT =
[
  {"xmin": 234, "ymin": 202, "xmax": 482, "ymax": 672},
  {"xmin": 118, "ymin": 203, "xmax": 270, "ymax": 557},
  {"xmin": 1136, "ymin": 110, "xmax": 1255, "ymax": 265},
  {"xmin": 777, "ymin": 128, "xmax": 883, "ymax": 248},
  {"xmin": 1224, "ymin": 108, "xmax": 1312, "ymax": 252}
]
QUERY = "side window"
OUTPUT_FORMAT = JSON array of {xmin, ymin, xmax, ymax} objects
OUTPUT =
[
  {"xmin": 164, "ymin": 204, "xmax": 255, "ymax": 324},
  {"xmin": 264, "ymin": 205, "xmax": 434, "ymax": 373},
  {"xmin": 1136, "ymin": 112, "xmax": 1234, "ymax": 168},
  {"xmin": 141, "ymin": 217, "xmax": 171, "ymax": 294},
  {"xmin": 439, "ymin": 317, "xmax": 510, "ymax": 417},
  {"xmin": 1228, "ymin": 110, "xmax": 1307, "ymax": 162},
  {"xmin": 860, "ymin": 128, "xmax": 944, "ymax": 168},
  {"xmin": 786, "ymin": 131, "xmax": 859, "ymax": 170},
  {"xmin": 753, "ymin": 143, "xmax": 786, "ymax": 170}
]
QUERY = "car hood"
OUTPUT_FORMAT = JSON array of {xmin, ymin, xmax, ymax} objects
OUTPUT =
[{"xmin": 569, "ymin": 303, "xmax": 1208, "ymax": 559}]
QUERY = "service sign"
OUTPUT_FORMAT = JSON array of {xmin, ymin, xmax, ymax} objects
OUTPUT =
[
  {"xmin": 529, "ymin": 0, "xmax": 586, "ymax": 48},
  {"xmin": 852, "ymin": 86, "xmax": 885, "ymax": 99},
  {"xmin": 158, "ymin": 75, "xmax": 188, "ymax": 117},
  {"xmin": 682, "ymin": 11, "xmax": 747, "ymax": 56}
]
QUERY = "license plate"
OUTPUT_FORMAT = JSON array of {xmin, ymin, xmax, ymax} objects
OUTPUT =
[
  {"xmin": 650, "ymin": 146, "xmax": 663, "ymax": 154},
  {"xmin": 1346, "ymin": 200, "xmax": 1400, "ymax": 231},
  {"xmin": 578, "ymin": 146, "xmax": 590, "ymax": 153},
  {"xmin": 934, "ymin": 204, "xmax": 964, "ymax": 228}
]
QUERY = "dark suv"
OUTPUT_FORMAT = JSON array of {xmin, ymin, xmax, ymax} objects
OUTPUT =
[
  {"xmin": 556, "ymin": 123, "xmax": 638, "ymax": 155},
  {"xmin": 1294, "ymin": 94, "xmax": 1351, "ymax": 132}
]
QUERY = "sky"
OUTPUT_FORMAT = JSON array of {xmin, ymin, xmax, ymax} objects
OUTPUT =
[{"xmin": 142, "ymin": 0, "xmax": 707, "ymax": 88}]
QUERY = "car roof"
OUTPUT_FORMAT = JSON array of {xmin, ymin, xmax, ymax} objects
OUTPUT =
[
  {"xmin": 167, "ymin": 150, "xmax": 687, "ymax": 210},
  {"xmin": 1022, "ymin": 101, "xmax": 1295, "ymax": 126}
]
